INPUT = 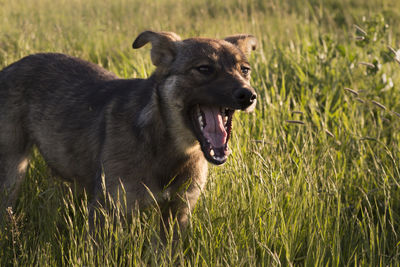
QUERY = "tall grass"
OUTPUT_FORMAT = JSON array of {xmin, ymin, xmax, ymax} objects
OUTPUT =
[{"xmin": 1, "ymin": 0, "xmax": 400, "ymax": 265}]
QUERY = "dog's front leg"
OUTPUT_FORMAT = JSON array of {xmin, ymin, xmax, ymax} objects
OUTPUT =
[
  {"xmin": 160, "ymin": 183, "xmax": 202, "ymax": 244},
  {"xmin": 88, "ymin": 166, "xmax": 104, "ymax": 230}
]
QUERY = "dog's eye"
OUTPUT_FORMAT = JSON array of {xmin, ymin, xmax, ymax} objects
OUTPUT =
[
  {"xmin": 241, "ymin": 66, "xmax": 251, "ymax": 76},
  {"xmin": 196, "ymin": 65, "xmax": 214, "ymax": 75}
]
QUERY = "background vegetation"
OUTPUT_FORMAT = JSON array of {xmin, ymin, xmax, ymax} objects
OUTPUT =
[{"xmin": 1, "ymin": 0, "xmax": 400, "ymax": 265}]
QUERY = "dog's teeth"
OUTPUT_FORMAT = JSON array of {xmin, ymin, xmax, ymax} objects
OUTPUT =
[
  {"xmin": 198, "ymin": 115, "xmax": 204, "ymax": 128},
  {"xmin": 197, "ymin": 106, "xmax": 202, "ymax": 119},
  {"xmin": 211, "ymin": 155, "xmax": 226, "ymax": 162},
  {"xmin": 210, "ymin": 149, "xmax": 215, "ymax": 156}
]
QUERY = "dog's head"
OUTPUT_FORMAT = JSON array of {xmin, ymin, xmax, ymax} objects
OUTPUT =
[{"xmin": 133, "ymin": 31, "xmax": 257, "ymax": 165}]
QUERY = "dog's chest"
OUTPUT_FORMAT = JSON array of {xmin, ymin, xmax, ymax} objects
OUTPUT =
[{"xmin": 158, "ymin": 152, "xmax": 207, "ymax": 196}]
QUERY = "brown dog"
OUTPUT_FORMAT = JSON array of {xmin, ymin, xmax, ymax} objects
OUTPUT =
[{"xmin": 0, "ymin": 31, "xmax": 257, "ymax": 237}]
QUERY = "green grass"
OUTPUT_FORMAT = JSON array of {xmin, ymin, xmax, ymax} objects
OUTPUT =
[{"xmin": 1, "ymin": 0, "xmax": 400, "ymax": 265}]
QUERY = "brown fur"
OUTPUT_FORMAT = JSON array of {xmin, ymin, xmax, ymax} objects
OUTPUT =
[{"xmin": 0, "ymin": 31, "xmax": 257, "ymax": 239}]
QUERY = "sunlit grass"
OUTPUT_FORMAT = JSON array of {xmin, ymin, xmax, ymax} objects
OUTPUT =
[{"xmin": 1, "ymin": 0, "xmax": 400, "ymax": 265}]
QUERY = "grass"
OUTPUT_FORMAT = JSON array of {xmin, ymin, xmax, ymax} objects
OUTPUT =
[{"xmin": 1, "ymin": 0, "xmax": 400, "ymax": 265}]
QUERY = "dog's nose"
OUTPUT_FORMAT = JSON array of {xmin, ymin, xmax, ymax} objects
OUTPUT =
[{"xmin": 234, "ymin": 88, "xmax": 257, "ymax": 108}]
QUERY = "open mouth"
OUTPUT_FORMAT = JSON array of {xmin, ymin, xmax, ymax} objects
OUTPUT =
[{"xmin": 190, "ymin": 105, "xmax": 235, "ymax": 165}]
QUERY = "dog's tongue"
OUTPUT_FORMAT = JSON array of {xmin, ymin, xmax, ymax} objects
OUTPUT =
[{"xmin": 201, "ymin": 106, "xmax": 227, "ymax": 148}]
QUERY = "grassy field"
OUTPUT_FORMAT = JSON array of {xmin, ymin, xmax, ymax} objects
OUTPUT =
[{"xmin": 1, "ymin": 0, "xmax": 400, "ymax": 265}]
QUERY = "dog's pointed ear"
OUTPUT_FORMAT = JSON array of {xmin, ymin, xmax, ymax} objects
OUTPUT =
[
  {"xmin": 224, "ymin": 34, "xmax": 257, "ymax": 56},
  {"xmin": 132, "ymin": 31, "xmax": 181, "ymax": 67}
]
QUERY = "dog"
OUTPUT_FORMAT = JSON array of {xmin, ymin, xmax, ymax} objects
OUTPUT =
[{"xmin": 0, "ymin": 30, "xmax": 257, "ymax": 238}]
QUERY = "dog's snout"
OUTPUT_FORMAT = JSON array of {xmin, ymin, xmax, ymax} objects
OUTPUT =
[{"xmin": 234, "ymin": 88, "xmax": 257, "ymax": 108}]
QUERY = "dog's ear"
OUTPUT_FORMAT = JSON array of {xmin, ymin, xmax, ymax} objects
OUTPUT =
[
  {"xmin": 224, "ymin": 34, "xmax": 257, "ymax": 56},
  {"xmin": 132, "ymin": 31, "xmax": 181, "ymax": 67}
]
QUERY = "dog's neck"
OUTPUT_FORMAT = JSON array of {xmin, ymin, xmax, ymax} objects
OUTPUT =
[
  {"xmin": 126, "ymin": 75, "xmax": 205, "ymax": 188},
  {"xmin": 132, "ymin": 75, "xmax": 201, "ymax": 161}
]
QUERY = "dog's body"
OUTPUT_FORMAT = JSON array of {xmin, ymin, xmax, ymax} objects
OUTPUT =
[{"xmin": 0, "ymin": 31, "xmax": 257, "ymax": 234}]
